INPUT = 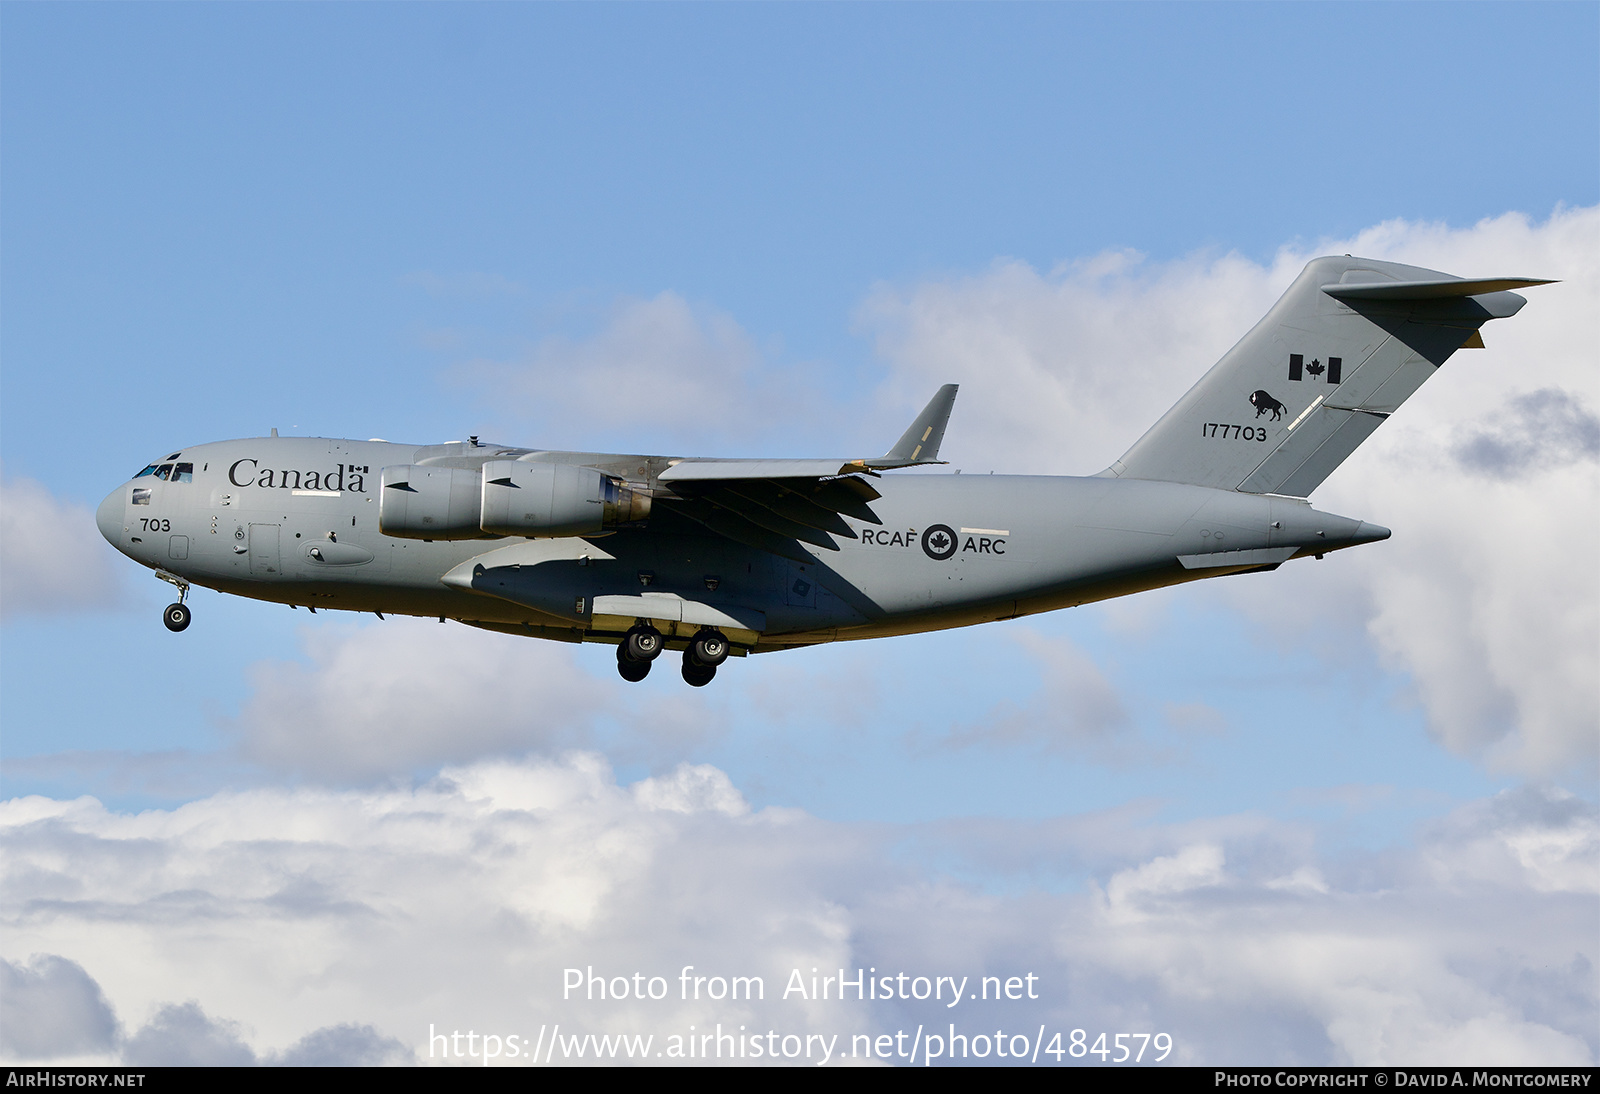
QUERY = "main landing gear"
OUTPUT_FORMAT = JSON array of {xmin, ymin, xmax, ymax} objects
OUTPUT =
[
  {"xmin": 157, "ymin": 570, "xmax": 191, "ymax": 633},
  {"xmin": 614, "ymin": 625, "xmax": 731, "ymax": 686},
  {"xmin": 680, "ymin": 628, "xmax": 729, "ymax": 688},
  {"xmin": 615, "ymin": 625, "xmax": 663, "ymax": 682}
]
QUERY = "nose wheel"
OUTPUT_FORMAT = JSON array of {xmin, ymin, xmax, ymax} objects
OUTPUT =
[{"xmin": 156, "ymin": 569, "xmax": 191, "ymax": 633}]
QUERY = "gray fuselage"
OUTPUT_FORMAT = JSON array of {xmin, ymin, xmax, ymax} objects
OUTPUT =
[{"xmin": 96, "ymin": 436, "xmax": 1386, "ymax": 654}]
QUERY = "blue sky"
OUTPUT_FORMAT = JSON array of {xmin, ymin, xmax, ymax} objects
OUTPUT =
[{"xmin": 2, "ymin": 3, "xmax": 1596, "ymax": 1067}]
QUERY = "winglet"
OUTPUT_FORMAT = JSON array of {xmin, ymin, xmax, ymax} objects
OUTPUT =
[{"xmin": 869, "ymin": 384, "xmax": 959, "ymax": 469}]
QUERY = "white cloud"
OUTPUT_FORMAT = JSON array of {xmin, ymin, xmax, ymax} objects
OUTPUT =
[
  {"xmin": 1102, "ymin": 843, "xmax": 1226, "ymax": 920},
  {"xmin": 1, "ymin": 759, "xmax": 1591, "ymax": 1066},
  {"xmin": 632, "ymin": 763, "xmax": 750, "ymax": 817},
  {"xmin": 0, "ymin": 955, "xmax": 119, "ymax": 1059},
  {"xmin": 1, "ymin": 475, "xmax": 127, "ymax": 618},
  {"xmin": 858, "ymin": 247, "xmax": 1293, "ymax": 477},
  {"xmin": 226, "ymin": 617, "xmax": 613, "ymax": 781},
  {"xmin": 122, "ymin": 1002, "xmax": 255, "ymax": 1066},
  {"xmin": 858, "ymin": 207, "xmax": 1600, "ymax": 777}
]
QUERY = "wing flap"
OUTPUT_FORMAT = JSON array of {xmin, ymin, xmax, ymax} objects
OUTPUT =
[
  {"xmin": 803, "ymin": 477, "xmax": 883, "ymax": 523},
  {"xmin": 666, "ymin": 497, "xmax": 817, "ymax": 563},
  {"xmin": 720, "ymin": 480, "xmax": 858, "ymax": 537},
  {"xmin": 702, "ymin": 487, "xmax": 841, "ymax": 550}
]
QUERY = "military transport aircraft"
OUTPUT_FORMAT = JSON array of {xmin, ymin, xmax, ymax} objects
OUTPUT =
[{"xmin": 97, "ymin": 256, "xmax": 1550, "ymax": 685}]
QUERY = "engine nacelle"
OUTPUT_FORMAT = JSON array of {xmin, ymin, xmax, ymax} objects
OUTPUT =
[
  {"xmin": 479, "ymin": 460, "xmax": 650, "ymax": 537},
  {"xmin": 378, "ymin": 465, "xmax": 489, "ymax": 540}
]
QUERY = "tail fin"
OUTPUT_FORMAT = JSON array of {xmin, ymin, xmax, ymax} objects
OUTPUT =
[{"xmin": 1106, "ymin": 257, "xmax": 1552, "ymax": 496}]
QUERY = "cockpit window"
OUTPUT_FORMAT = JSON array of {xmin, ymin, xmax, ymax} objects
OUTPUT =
[{"xmin": 132, "ymin": 460, "xmax": 191, "ymax": 479}]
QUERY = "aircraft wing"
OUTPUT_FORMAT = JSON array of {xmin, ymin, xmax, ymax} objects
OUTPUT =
[
  {"xmin": 659, "ymin": 459, "xmax": 876, "ymax": 481},
  {"xmin": 652, "ymin": 385, "xmax": 958, "ymax": 562},
  {"xmin": 656, "ymin": 465, "xmax": 885, "ymax": 562}
]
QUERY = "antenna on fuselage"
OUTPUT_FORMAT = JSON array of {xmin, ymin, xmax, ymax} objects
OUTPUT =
[{"xmin": 271, "ymin": 428, "xmax": 279, "ymax": 437}]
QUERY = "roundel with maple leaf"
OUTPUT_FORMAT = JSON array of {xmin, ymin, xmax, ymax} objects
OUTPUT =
[{"xmin": 921, "ymin": 524, "xmax": 958, "ymax": 561}]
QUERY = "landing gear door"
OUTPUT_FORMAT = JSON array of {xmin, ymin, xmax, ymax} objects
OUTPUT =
[{"xmin": 249, "ymin": 524, "xmax": 281, "ymax": 575}]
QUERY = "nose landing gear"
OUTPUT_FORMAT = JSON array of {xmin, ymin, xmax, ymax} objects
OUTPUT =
[{"xmin": 156, "ymin": 569, "xmax": 191, "ymax": 633}]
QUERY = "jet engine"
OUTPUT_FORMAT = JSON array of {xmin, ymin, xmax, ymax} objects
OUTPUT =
[
  {"xmin": 380, "ymin": 461, "xmax": 650, "ymax": 540},
  {"xmin": 479, "ymin": 460, "xmax": 649, "ymax": 537},
  {"xmin": 378, "ymin": 465, "xmax": 491, "ymax": 540}
]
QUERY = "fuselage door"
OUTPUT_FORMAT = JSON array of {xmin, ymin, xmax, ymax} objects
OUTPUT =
[{"xmin": 248, "ymin": 524, "xmax": 281, "ymax": 575}]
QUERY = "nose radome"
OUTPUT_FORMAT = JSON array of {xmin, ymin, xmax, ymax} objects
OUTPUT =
[{"xmin": 97, "ymin": 488, "xmax": 124, "ymax": 545}]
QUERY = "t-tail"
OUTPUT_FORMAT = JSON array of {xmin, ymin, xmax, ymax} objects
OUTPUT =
[{"xmin": 1105, "ymin": 256, "xmax": 1553, "ymax": 496}]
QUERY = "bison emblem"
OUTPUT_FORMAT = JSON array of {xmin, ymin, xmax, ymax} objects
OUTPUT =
[{"xmin": 1249, "ymin": 390, "xmax": 1286, "ymax": 420}]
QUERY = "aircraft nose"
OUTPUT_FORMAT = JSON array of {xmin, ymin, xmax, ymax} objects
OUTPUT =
[{"xmin": 96, "ymin": 488, "xmax": 124, "ymax": 545}]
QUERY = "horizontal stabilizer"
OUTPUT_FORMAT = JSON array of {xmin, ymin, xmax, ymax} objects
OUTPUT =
[{"xmin": 1323, "ymin": 277, "xmax": 1556, "ymax": 301}]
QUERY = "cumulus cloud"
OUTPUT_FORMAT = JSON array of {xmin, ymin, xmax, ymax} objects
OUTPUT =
[
  {"xmin": 1, "ymin": 475, "xmax": 127, "ymax": 618},
  {"xmin": 858, "ymin": 206, "xmax": 1600, "ymax": 776},
  {"xmin": 858, "ymin": 247, "xmax": 1290, "ymax": 477},
  {"xmin": 1, "ymin": 757, "xmax": 1592, "ymax": 1066},
  {"xmin": 122, "ymin": 1002, "xmax": 256, "ymax": 1066},
  {"xmin": 268, "ymin": 1022, "xmax": 414, "ymax": 1066},
  {"xmin": 1452, "ymin": 388, "xmax": 1600, "ymax": 478},
  {"xmin": 0, "ymin": 954, "xmax": 119, "ymax": 1059},
  {"xmin": 226, "ymin": 617, "xmax": 614, "ymax": 781},
  {"xmin": 0, "ymin": 972, "xmax": 413, "ymax": 1067}
]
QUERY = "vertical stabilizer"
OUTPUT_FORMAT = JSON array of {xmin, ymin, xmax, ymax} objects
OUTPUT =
[{"xmin": 1106, "ymin": 257, "xmax": 1548, "ymax": 496}]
